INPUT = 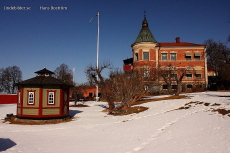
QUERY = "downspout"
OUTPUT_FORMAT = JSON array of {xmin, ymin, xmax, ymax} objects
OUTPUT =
[
  {"xmin": 204, "ymin": 46, "xmax": 208, "ymax": 89},
  {"xmin": 156, "ymin": 45, "xmax": 160, "ymax": 82}
]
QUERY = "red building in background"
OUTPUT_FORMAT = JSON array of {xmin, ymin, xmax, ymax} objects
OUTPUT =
[{"xmin": 124, "ymin": 15, "xmax": 207, "ymax": 91}]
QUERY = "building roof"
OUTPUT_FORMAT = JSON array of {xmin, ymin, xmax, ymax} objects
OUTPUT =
[
  {"xmin": 133, "ymin": 16, "xmax": 157, "ymax": 44},
  {"xmin": 157, "ymin": 42, "xmax": 205, "ymax": 47},
  {"xmin": 15, "ymin": 76, "xmax": 73, "ymax": 87},
  {"xmin": 34, "ymin": 67, "xmax": 55, "ymax": 75},
  {"xmin": 157, "ymin": 37, "xmax": 205, "ymax": 47}
]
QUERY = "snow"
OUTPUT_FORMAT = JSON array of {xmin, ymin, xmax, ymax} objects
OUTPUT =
[{"xmin": 1, "ymin": 91, "xmax": 230, "ymax": 153}]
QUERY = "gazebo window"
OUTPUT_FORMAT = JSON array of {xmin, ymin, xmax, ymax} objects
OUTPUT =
[
  {"xmin": 28, "ymin": 91, "xmax": 35, "ymax": 105},
  {"xmin": 48, "ymin": 91, "xmax": 55, "ymax": 104}
]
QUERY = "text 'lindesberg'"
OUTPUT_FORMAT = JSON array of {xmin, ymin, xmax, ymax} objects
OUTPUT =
[{"xmin": 4, "ymin": 6, "xmax": 31, "ymax": 10}]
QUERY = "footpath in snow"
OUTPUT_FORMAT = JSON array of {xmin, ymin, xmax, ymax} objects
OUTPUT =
[{"xmin": 1, "ymin": 91, "xmax": 230, "ymax": 153}]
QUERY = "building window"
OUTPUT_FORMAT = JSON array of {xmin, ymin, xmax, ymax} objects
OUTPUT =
[
  {"xmin": 163, "ymin": 85, "xmax": 167, "ymax": 89},
  {"xmin": 186, "ymin": 73, "xmax": 192, "ymax": 79},
  {"xmin": 134, "ymin": 53, "xmax": 138, "ymax": 61},
  {"xmin": 194, "ymin": 52, "xmax": 201, "ymax": 61},
  {"xmin": 48, "ymin": 92, "xmax": 55, "ymax": 104},
  {"xmin": 187, "ymin": 84, "xmax": 192, "ymax": 89},
  {"xmin": 170, "ymin": 53, "xmax": 176, "ymax": 61},
  {"xmin": 143, "ymin": 69, "xmax": 150, "ymax": 78},
  {"xmin": 195, "ymin": 74, "xmax": 201, "ymax": 79},
  {"xmin": 185, "ymin": 55, "xmax": 192, "ymax": 61},
  {"xmin": 185, "ymin": 52, "xmax": 192, "ymax": 61},
  {"xmin": 162, "ymin": 74, "xmax": 168, "ymax": 78},
  {"xmin": 161, "ymin": 53, "xmax": 168, "ymax": 61},
  {"xmin": 195, "ymin": 70, "xmax": 202, "ymax": 79},
  {"xmin": 171, "ymin": 74, "xmax": 177, "ymax": 79},
  {"xmin": 143, "ymin": 52, "xmax": 149, "ymax": 60},
  {"xmin": 172, "ymin": 85, "xmax": 177, "ymax": 89},
  {"xmin": 28, "ymin": 91, "xmax": 35, "ymax": 105},
  {"xmin": 194, "ymin": 55, "xmax": 201, "ymax": 61}
]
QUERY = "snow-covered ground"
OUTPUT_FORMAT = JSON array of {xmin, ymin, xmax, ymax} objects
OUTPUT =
[{"xmin": 1, "ymin": 91, "xmax": 230, "ymax": 153}]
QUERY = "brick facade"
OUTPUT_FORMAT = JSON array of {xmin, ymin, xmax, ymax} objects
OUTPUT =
[{"xmin": 123, "ymin": 16, "xmax": 207, "ymax": 92}]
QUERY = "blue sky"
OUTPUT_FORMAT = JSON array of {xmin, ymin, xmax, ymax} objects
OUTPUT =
[{"xmin": 1, "ymin": 0, "xmax": 229, "ymax": 84}]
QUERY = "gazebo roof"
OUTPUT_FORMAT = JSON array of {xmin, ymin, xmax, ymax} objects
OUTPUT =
[
  {"xmin": 34, "ymin": 67, "xmax": 54, "ymax": 75},
  {"xmin": 15, "ymin": 76, "xmax": 73, "ymax": 87}
]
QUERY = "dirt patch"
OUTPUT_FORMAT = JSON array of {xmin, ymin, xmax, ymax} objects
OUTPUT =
[
  {"xmin": 113, "ymin": 106, "xmax": 149, "ymax": 116},
  {"xmin": 134, "ymin": 95, "xmax": 188, "ymax": 105},
  {"xmin": 103, "ymin": 106, "xmax": 149, "ymax": 116},
  {"xmin": 211, "ymin": 108, "xmax": 230, "ymax": 116},
  {"xmin": 70, "ymin": 104, "xmax": 89, "ymax": 107},
  {"xmin": 2, "ymin": 116, "xmax": 74, "ymax": 125},
  {"xmin": 175, "ymin": 101, "xmax": 221, "ymax": 110}
]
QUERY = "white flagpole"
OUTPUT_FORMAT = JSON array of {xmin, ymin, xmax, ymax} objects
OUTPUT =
[{"xmin": 96, "ymin": 11, "xmax": 99, "ymax": 102}]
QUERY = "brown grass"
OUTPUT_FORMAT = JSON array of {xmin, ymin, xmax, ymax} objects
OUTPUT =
[
  {"xmin": 104, "ymin": 95, "xmax": 188, "ymax": 115},
  {"xmin": 3, "ymin": 116, "xmax": 74, "ymax": 125}
]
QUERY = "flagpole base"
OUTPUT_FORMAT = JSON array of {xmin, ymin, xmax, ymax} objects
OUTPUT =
[{"xmin": 95, "ymin": 97, "xmax": 100, "ymax": 102}]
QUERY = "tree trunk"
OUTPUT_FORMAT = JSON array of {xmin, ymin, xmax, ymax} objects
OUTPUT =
[
  {"xmin": 107, "ymin": 100, "xmax": 115, "ymax": 114},
  {"xmin": 175, "ymin": 83, "xmax": 181, "ymax": 96}
]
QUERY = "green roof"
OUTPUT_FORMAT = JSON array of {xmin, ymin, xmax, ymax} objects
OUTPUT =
[{"xmin": 133, "ymin": 17, "xmax": 157, "ymax": 44}]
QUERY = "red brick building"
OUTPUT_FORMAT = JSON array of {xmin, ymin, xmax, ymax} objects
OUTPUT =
[{"xmin": 124, "ymin": 16, "xmax": 207, "ymax": 91}]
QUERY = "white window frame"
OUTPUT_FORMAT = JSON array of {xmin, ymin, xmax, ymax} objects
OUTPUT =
[
  {"xmin": 28, "ymin": 91, "xmax": 35, "ymax": 104},
  {"xmin": 48, "ymin": 92, "xmax": 55, "ymax": 104}
]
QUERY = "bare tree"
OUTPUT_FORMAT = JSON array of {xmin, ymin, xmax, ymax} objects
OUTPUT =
[
  {"xmin": 204, "ymin": 39, "xmax": 230, "ymax": 88},
  {"xmin": 0, "ymin": 66, "xmax": 22, "ymax": 94},
  {"xmin": 54, "ymin": 63, "xmax": 74, "ymax": 85},
  {"xmin": 158, "ymin": 65, "xmax": 174, "ymax": 94},
  {"xmin": 159, "ymin": 64, "xmax": 193, "ymax": 96},
  {"xmin": 85, "ymin": 61, "xmax": 151, "ymax": 114},
  {"xmin": 85, "ymin": 61, "xmax": 115, "ymax": 114},
  {"xmin": 109, "ymin": 69, "xmax": 147, "ymax": 109},
  {"xmin": 0, "ymin": 68, "xmax": 4, "ymax": 93}
]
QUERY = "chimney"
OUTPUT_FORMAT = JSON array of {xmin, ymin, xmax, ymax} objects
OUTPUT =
[{"xmin": 175, "ymin": 37, "xmax": 180, "ymax": 43}]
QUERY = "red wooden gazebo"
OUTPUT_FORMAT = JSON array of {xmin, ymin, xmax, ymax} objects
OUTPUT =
[{"xmin": 15, "ymin": 68, "xmax": 73, "ymax": 119}]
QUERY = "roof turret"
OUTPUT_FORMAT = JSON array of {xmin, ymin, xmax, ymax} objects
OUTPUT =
[
  {"xmin": 133, "ymin": 14, "xmax": 157, "ymax": 44},
  {"xmin": 34, "ymin": 67, "xmax": 54, "ymax": 77}
]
